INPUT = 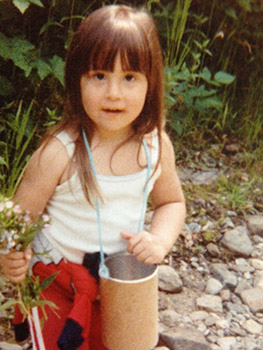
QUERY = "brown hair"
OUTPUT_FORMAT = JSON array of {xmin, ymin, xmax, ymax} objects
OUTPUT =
[{"xmin": 44, "ymin": 5, "xmax": 165, "ymax": 202}]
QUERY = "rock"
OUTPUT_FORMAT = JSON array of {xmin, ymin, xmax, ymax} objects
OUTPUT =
[
  {"xmin": 234, "ymin": 280, "xmax": 252, "ymax": 296},
  {"xmin": 206, "ymin": 243, "xmax": 220, "ymax": 257},
  {"xmin": 240, "ymin": 288, "xmax": 263, "ymax": 313},
  {"xmin": 242, "ymin": 319, "xmax": 262, "ymax": 335},
  {"xmin": 211, "ymin": 263, "xmax": 237, "ymax": 290},
  {"xmin": 160, "ymin": 328, "xmax": 211, "ymax": 350},
  {"xmin": 158, "ymin": 265, "xmax": 183, "ymax": 293},
  {"xmin": 221, "ymin": 226, "xmax": 253, "ymax": 257},
  {"xmin": 190, "ymin": 310, "xmax": 209, "ymax": 322},
  {"xmin": 216, "ymin": 337, "xmax": 236, "ymax": 350},
  {"xmin": 196, "ymin": 295, "xmax": 223, "ymax": 313},
  {"xmin": 253, "ymin": 270, "xmax": 263, "ymax": 288},
  {"xmin": 247, "ymin": 215, "xmax": 263, "ymax": 236},
  {"xmin": 159, "ymin": 309, "xmax": 181, "ymax": 327},
  {"xmin": 249, "ymin": 258, "xmax": 263, "ymax": 270},
  {"xmin": 191, "ymin": 170, "xmax": 219, "ymax": 186},
  {"xmin": 205, "ymin": 278, "xmax": 223, "ymax": 295}
]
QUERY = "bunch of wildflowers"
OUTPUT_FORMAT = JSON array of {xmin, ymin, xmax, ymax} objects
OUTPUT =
[
  {"xmin": 0, "ymin": 198, "xmax": 49, "ymax": 254},
  {"xmin": 0, "ymin": 196, "xmax": 57, "ymax": 320}
]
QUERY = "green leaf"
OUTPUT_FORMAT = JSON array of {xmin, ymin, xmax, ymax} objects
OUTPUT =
[
  {"xmin": 0, "ymin": 33, "xmax": 36, "ymax": 77},
  {"xmin": 12, "ymin": 0, "xmax": 30, "ymax": 14},
  {"xmin": 198, "ymin": 67, "xmax": 212, "ymax": 82},
  {"xmin": 39, "ymin": 19, "xmax": 63, "ymax": 35},
  {"xmin": 35, "ymin": 59, "xmax": 52, "ymax": 80},
  {"xmin": 195, "ymin": 96, "xmax": 222, "ymax": 112},
  {"xmin": 214, "ymin": 71, "xmax": 236, "ymax": 85},
  {"xmin": 0, "ymin": 299, "xmax": 18, "ymax": 310},
  {"xmin": 29, "ymin": 0, "xmax": 44, "ymax": 7},
  {"xmin": 187, "ymin": 85, "xmax": 217, "ymax": 98},
  {"xmin": 40, "ymin": 271, "xmax": 59, "ymax": 291},
  {"xmin": 49, "ymin": 55, "xmax": 65, "ymax": 86}
]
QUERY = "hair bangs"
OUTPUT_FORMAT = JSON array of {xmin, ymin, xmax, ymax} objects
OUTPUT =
[{"xmin": 86, "ymin": 23, "xmax": 150, "ymax": 75}]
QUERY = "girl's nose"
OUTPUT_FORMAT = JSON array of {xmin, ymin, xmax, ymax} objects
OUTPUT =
[{"xmin": 106, "ymin": 79, "xmax": 122, "ymax": 100}]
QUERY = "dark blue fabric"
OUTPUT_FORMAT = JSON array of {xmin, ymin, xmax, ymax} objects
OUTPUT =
[
  {"xmin": 57, "ymin": 318, "xmax": 84, "ymax": 350},
  {"xmin": 83, "ymin": 252, "xmax": 107, "ymax": 281},
  {"xmin": 14, "ymin": 319, "xmax": 30, "ymax": 342}
]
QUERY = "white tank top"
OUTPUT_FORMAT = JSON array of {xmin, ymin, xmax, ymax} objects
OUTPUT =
[{"xmin": 41, "ymin": 131, "xmax": 161, "ymax": 264}]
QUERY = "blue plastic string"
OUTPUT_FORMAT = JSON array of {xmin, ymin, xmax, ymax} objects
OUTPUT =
[
  {"xmin": 138, "ymin": 139, "xmax": 151, "ymax": 232},
  {"xmin": 82, "ymin": 129, "xmax": 151, "ymax": 279},
  {"xmin": 82, "ymin": 130, "xmax": 109, "ymax": 278}
]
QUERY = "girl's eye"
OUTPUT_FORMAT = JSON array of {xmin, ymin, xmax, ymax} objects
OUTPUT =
[
  {"xmin": 125, "ymin": 74, "xmax": 135, "ymax": 82},
  {"xmin": 95, "ymin": 73, "xmax": 105, "ymax": 80}
]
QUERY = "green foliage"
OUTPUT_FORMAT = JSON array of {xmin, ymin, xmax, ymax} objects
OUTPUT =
[
  {"xmin": 187, "ymin": 0, "xmax": 263, "ymax": 146},
  {"xmin": 0, "ymin": 272, "xmax": 59, "ymax": 319},
  {"xmin": 0, "ymin": 32, "xmax": 65, "ymax": 93},
  {"xmin": 213, "ymin": 174, "xmax": 254, "ymax": 214},
  {"xmin": 147, "ymin": 0, "xmax": 192, "ymax": 67},
  {"xmin": 164, "ymin": 46, "xmax": 235, "ymax": 135},
  {"xmin": 0, "ymin": 101, "xmax": 38, "ymax": 197}
]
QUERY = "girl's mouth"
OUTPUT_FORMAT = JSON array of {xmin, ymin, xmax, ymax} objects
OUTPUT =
[{"xmin": 103, "ymin": 108, "xmax": 123, "ymax": 114}]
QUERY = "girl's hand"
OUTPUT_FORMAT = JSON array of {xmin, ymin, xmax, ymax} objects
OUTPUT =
[
  {"xmin": 121, "ymin": 231, "xmax": 166, "ymax": 265},
  {"xmin": 0, "ymin": 247, "xmax": 32, "ymax": 284}
]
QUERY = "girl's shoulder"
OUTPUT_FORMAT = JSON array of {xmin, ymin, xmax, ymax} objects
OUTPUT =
[
  {"xmin": 144, "ymin": 129, "xmax": 172, "ymax": 150},
  {"xmin": 41, "ymin": 128, "xmax": 78, "ymax": 160}
]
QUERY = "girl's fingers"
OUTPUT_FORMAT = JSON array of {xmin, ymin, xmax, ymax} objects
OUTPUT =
[
  {"xmin": 0, "ymin": 249, "xmax": 31, "ymax": 284},
  {"xmin": 24, "ymin": 247, "xmax": 33, "ymax": 261},
  {"xmin": 3, "ymin": 263, "xmax": 29, "ymax": 283}
]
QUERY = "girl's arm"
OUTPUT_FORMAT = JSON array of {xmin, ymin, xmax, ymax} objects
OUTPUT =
[
  {"xmin": 121, "ymin": 131, "xmax": 186, "ymax": 265},
  {"xmin": 0, "ymin": 137, "xmax": 70, "ymax": 282},
  {"xmin": 13, "ymin": 137, "xmax": 70, "ymax": 217}
]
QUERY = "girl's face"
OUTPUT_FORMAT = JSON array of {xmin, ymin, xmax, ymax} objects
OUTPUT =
[{"xmin": 80, "ymin": 53, "xmax": 148, "ymax": 139}]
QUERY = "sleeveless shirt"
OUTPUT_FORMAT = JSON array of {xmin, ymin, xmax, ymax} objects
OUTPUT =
[{"xmin": 39, "ymin": 131, "xmax": 161, "ymax": 264}]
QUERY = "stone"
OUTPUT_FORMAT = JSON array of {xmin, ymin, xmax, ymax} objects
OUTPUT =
[
  {"xmin": 247, "ymin": 215, "xmax": 263, "ymax": 236},
  {"xmin": 240, "ymin": 288, "xmax": 263, "ymax": 313},
  {"xmin": 221, "ymin": 226, "xmax": 253, "ymax": 257},
  {"xmin": 159, "ymin": 309, "xmax": 181, "ymax": 327},
  {"xmin": 211, "ymin": 263, "xmax": 237, "ymax": 290},
  {"xmin": 206, "ymin": 243, "xmax": 221, "ymax": 257},
  {"xmin": 191, "ymin": 170, "xmax": 219, "ymax": 186},
  {"xmin": 249, "ymin": 258, "xmax": 263, "ymax": 270},
  {"xmin": 242, "ymin": 319, "xmax": 262, "ymax": 335},
  {"xmin": 234, "ymin": 280, "xmax": 252, "ymax": 296},
  {"xmin": 190, "ymin": 310, "xmax": 209, "ymax": 322},
  {"xmin": 205, "ymin": 278, "xmax": 223, "ymax": 295},
  {"xmin": 160, "ymin": 328, "xmax": 211, "ymax": 350},
  {"xmin": 253, "ymin": 270, "xmax": 263, "ymax": 288},
  {"xmin": 196, "ymin": 295, "xmax": 223, "ymax": 313},
  {"xmin": 216, "ymin": 337, "xmax": 236, "ymax": 350},
  {"xmin": 158, "ymin": 265, "xmax": 183, "ymax": 293}
]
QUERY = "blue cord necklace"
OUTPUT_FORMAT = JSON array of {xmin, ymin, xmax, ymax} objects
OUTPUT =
[{"xmin": 82, "ymin": 129, "xmax": 151, "ymax": 279}]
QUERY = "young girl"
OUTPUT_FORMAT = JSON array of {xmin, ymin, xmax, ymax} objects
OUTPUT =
[{"xmin": 0, "ymin": 4, "xmax": 186, "ymax": 350}]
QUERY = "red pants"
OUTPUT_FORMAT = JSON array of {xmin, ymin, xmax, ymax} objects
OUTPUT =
[{"xmin": 14, "ymin": 260, "xmax": 108, "ymax": 350}]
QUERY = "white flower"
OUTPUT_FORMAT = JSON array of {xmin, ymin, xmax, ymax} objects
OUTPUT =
[
  {"xmin": 5, "ymin": 201, "xmax": 14, "ymax": 209},
  {"xmin": 42, "ymin": 215, "xmax": 50, "ymax": 222}
]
